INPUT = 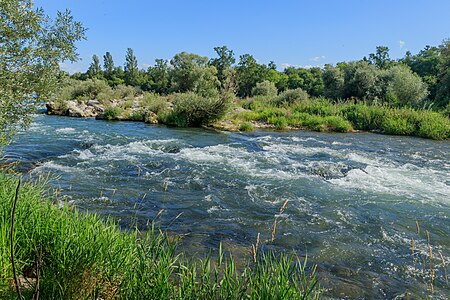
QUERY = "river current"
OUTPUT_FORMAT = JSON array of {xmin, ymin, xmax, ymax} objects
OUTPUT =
[{"xmin": 4, "ymin": 115, "xmax": 450, "ymax": 298}]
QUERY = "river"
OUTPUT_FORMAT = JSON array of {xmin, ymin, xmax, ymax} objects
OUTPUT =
[{"xmin": 4, "ymin": 114, "xmax": 450, "ymax": 298}]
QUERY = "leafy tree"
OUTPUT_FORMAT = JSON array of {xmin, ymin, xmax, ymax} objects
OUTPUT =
[
  {"xmin": 401, "ymin": 46, "xmax": 443, "ymax": 101},
  {"xmin": 367, "ymin": 46, "xmax": 392, "ymax": 69},
  {"xmin": 87, "ymin": 54, "xmax": 102, "ymax": 78},
  {"xmin": 436, "ymin": 39, "xmax": 450, "ymax": 107},
  {"xmin": 124, "ymin": 48, "xmax": 139, "ymax": 86},
  {"xmin": 147, "ymin": 59, "xmax": 170, "ymax": 94},
  {"xmin": 343, "ymin": 61, "xmax": 383, "ymax": 100},
  {"xmin": 103, "ymin": 52, "xmax": 114, "ymax": 79},
  {"xmin": 236, "ymin": 54, "xmax": 264, "ymax": 97},
  {"xmin": 209, "ymin": 46, "xmax": 235, "ymax": 89},
  {"xmin": 384, "ymin": 65, "xmax": 428, "ymax": 106},
  {"xmin": 0, "ymin": 0, "xmax": 85, "ymax": 144},
  {"xmin": 170, "ymin": 52, "xmax": 220, "ymax": 97},
  {"xmin": 252, "ymin": 80, "xmax": 277, "ymax": 97},
  {"xmin": 268, "ymin": 61, "xmax": 277, "ymax": 70},
  {"xmin": 322, "ymin": 64, "xmax": 345, "ymax": 99}
]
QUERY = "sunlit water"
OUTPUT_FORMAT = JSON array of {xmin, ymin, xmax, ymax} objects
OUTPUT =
[{"xmin": 4, "ymin": 115, "xmax": 450, "ymax": 298}]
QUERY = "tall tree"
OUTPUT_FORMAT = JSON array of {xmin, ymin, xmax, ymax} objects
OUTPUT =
[
  {"xmin": 147, "ymin": 58, "xmax": 170, "ymax": 94},
  {"xmin": 124, "ymin": 48, "xmax": 139, "ymax": 86},
  {"xmin": 170, "ymin": 52, "xmax": 220, "ymax": 97},
  {"xmin": 436, "ymin": 39, "xmax": 450, "ymax": 107},
  {"xmin": 0, "ymin": 0, "xmax": 86, "ymax": 144},
  {"xmin": 87, "ymin": 54, "xmax": 102, "ymax": 78},
  {"xmin": 368, "ymin": 46, "xmax": 392, "ymax": 69},
  {"xmin": 236, "ymin": 54, "xmax": 262, "ymax": 97},
  {"xmin": 209, "ymin": 46, "xmax": 235, "ymax": 89},
  {"xmin": 103, "ymin": 52, "xmax": 114, "ymax": 79}
]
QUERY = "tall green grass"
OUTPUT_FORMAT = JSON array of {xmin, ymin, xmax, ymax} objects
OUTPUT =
[
  {"xmin": 0, "ymin": 173, "xmax": 320, "ymax": 299},
  {"xmin": 233, "ymin": 97, "xmax": 450, "ymax": 139}
]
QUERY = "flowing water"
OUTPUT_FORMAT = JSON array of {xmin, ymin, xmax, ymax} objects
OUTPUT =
[{"xmin": 4, "ymin": 115, "xmax": 450, "ymax": 298}]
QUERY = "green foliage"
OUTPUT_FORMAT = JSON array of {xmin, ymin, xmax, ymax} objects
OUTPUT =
[
  {"xmin": 252, "ymin": 80, "xmax": 278, "ymax": 97},
  {"xmin": 239, "ymin": 122, "xmax": 255, "ymax": 132},
  {"xmin": 209, "ymin": 46, "xmax": 236, "ymax": 89},
  {"xmin": 384, "ymin": 65, "xmax": 428, "ymax": 106},
  {"xmin": 342, "ymin": 61, "xmax": 383, "ymax": 100},
  {"xmin": 58, "ymin": 79, "xmax": 112, "ymax": 101},
  {"xmin": 272, "ymin": 88, "xmax": 309, "ymax": 107},
  {"xmin": 0, "ymin": 173, "xmax": 320, "ymax": 299},
  {"xmin": 0, "ymin": 0, "xmax": 86, "ymax": 144},
  {"xmin": 103, "ymin": 52, "xmax": 114, "ymax": 78},
  {"xmin": 367, "ymin": 46, "xmax": 393, "ymax": 69},
  {"xmin": 124, "ymin": 48, "xmax": 139, "ymax": 86},
  {"xmin": 164, "ymin": 92, "xmax": 230, "ymax": 127},
  {"xmin": 103, "ymin": 106, "xmax": 122, "ymax": 120},
  {"xmin": 140, "ymin": 93, "xmax": 168, "ymax": 114},
  {"xmin": 322, "ymin": 64, "xmax": 345, "ymax": 99},
  {"xmin": 112, "ymin": 84, "xmax": 137, "ymax": 99},
  {"xmin": 87, "ymin": 54, "xmax": 102, "ymax": 78},
  {"xmin": 170, "ymin": 52, "xmax": 220, "ymax": 98}
]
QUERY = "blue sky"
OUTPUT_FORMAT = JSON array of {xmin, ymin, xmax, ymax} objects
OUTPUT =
[{"xmin": 36, "ymin": 0, "xmax": 450, "ymax": 73}]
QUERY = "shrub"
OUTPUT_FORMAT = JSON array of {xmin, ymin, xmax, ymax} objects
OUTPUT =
[
  {"xmin": 112, "ymin": 84, "xmax": 137, "ymax": 99},
  {"xmin": 164, "ymin": 92, "xmax": 230, "ymax": 127},
  {"xmin": 140, "ymin": 93, "xmax": 168, "ymax": 114},
  {"xmin": 239, "ymin": 122, "xmax": 255, "ymax": 132},
  {"xmin": 324, "ymin": 116, "xmax": 353, "ymax": 132},
  {"xmin": 341, "ymin": 104, "xmax": 385, "ymax": 130},
  {"xmin": 416, "ymin": 111, "xmax": 450, "ymax": 139},
  {"xmin": 268, "ymin": 116, "xmax": 288, "ymax": 130},
  {"xmin": 103, "ymin": 106, "xmax": 122, "ymax": 120},
  {"xmin": 129, "ymin": 111, "xmax": 144, "ymax": 121},
  {"xmin": 251, "ymin": 80, "xmax": 278, "ymax": 97},
  {"xmin": 71, "ymin": 79, "xmax": 112, "ymax": 101},
  {"xmin": 272, "ymin": 88, "xmax": 309, "ymax": 107}
]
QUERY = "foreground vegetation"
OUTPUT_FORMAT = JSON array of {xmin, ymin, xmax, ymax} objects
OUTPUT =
[{"xmin": 0, "ymin": 172, "xmax": 320, "ymax": 299}]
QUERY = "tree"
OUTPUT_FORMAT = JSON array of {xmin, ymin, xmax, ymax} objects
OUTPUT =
[
  {"xmin": 124, "ymin": 48, "xmax": 139, "ymax": 86},
  {"xmin": 147, "ymin": 59, "xmax": 170, "ymax": 94},
  {"xmin": 436, "ymin": 39, "xmax": 450, "ymax": 107},
  {"xmin": 252, "ymin": 80, "xmax": 277, "ymax": 97},
  {"xmin": 368, "ymin": 46, "xmax": 392, "ymax": 69},
  {"xmin": 103, "ymin": 52, "xmax": 114, "ymax": 79},
  {"xmin": 170, "ymin": 52, "xmax": 220, "ymax": 98},
  {"xmin": 322, "ymin": 64, "xmax": 345, "ymax": 99},
  {"xmin": 384, "ymin": 65, "xmax": 428, "ymax": 106},
  {"xmin": 343, "ymin": 61, "xmax": 383, "ymax": 100},
  {"xmin": 209, "ymin": 46, "xmax": 235, "ymax": 89},
  {"xmin": 87, "ymin": 54, "xmax": 102, "ymax": 78},
  {"xmin": 0, "ymin": 0, "xmax": 86, "ymax": 144},
  {"xmin": 236, "ymin": 54, "xmax": 263, "ymax": 97}
]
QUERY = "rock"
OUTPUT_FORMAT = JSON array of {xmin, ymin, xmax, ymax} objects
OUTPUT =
[
  {"xmin": 67, "ymin": 101, "xmax": 86, "ymax": 117},
  {"xmin": 144, "ymin": 111, "xmax": 158, "ymax": 124},
  {"xmin": 87, "ymin": 100, "xmax": 100, "ymax": 107}
]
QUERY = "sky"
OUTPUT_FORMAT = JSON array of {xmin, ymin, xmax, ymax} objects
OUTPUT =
[{"xmin": 35, "ymin": 0, "xmax": 450, "ymax": 74}]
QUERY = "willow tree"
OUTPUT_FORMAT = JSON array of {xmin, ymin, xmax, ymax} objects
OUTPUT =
[{"xmin": 0, "ymin": 0, "xmax": 86, "ymax": 144}]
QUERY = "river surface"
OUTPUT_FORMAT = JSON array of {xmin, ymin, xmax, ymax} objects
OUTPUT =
[{"xmin": 4, "ymin": 115, "xmax": 450, "ymax": 299}]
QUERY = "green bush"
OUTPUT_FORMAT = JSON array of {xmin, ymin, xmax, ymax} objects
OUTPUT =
[
  {"xmin": 239, "ymin": 122, "xmax": 255, "ymax": 132},
  {"xmin": 71, "ymin": 79, "xmax": 112, "ymax": 101},
  {"xmin": 141, "ymin": 93, "xmax": 168, "ymax": 114},
  {"xmin": 103, "ymin": 106, "xmax": 122, "ymax": 120},
  {"xmin": 341, "ymin": 104, "xmax": 385, "ymax": 130},
  {"xmin": 416, "ymin": 111, "xmax": 450, "ymax": 139},
  {"xmin": 268, "ymin": 116, "xmax": 288, "ymax": 130},
  {"xmin": 164, "ymin": 92, "xmax": 230, "ymax": 127},
  {"xmin": 324, "ymin": 116, "xmax": 353, "ymax": 132},
  {"xmin": 251, "ymin": 80, "xmax": 278, "ymax": 97},
  {"xmin": 272, "ymin": 88, "xmax": 309, "ymax": 107},
  {"xmin": 112, "ymin": 84, "xmax": 137, "ymax": 99}
]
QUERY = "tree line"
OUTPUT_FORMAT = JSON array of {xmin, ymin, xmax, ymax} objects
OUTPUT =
[{"xmin": 72, "ymin": 41, "xmax": 450, "ymax": 109}]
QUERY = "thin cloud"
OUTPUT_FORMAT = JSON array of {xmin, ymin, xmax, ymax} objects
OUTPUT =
[
  {"xmin": 310, "ymin": 55, "xmax": 326, "ymax": 62},
  {"xmin": 399, "ymin": 40, "xmax": 405, "ymax": 49}
]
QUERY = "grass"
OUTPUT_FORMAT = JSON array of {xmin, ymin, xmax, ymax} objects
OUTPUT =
[
  {"xmin": 0, "ymin": 172, "xmax": 321, "ymax": 299},
  {"xmin": 230, "ymin": 97, "xmax": 450, "ymax": 139}
]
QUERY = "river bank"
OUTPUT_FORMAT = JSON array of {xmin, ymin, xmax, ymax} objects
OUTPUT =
[{"xmin": 46, "ymin": 96, "xmax": 450, "ymax": 140}]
